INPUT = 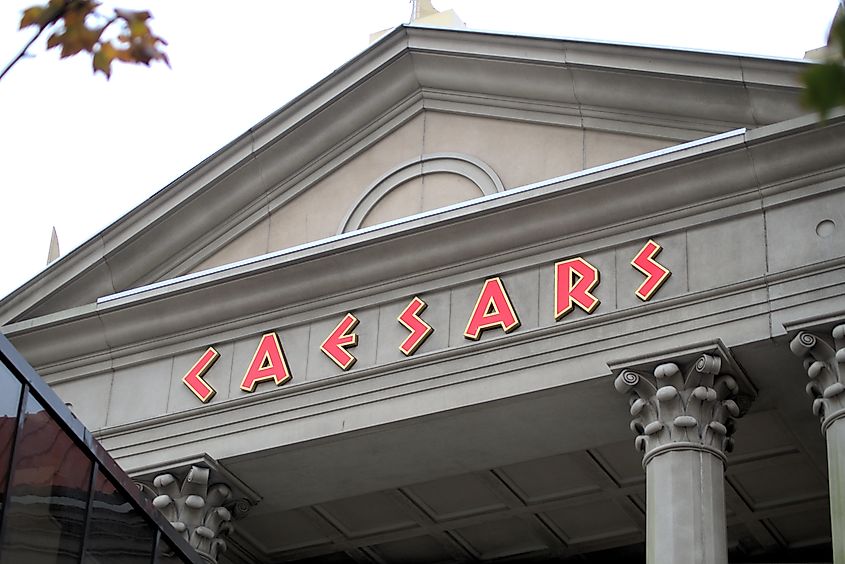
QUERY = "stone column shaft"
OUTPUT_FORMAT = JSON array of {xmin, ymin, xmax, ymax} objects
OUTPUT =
[
  {"xmin": 790, "ymin": 325, "xmax": 845, "ymax": 563},
  {"xmin": 615, "ymin": 351, "xmax": 751, "ymax": 564},
  {"xmin": 828, "ymin": 419, "xmax": 845, "ymax": 563},
  {"xmin": 647, "ymin": 450, "xmax": 727, "ymax": 564}
]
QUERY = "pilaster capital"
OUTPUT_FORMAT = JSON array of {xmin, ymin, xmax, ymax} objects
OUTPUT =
[
  {"xmin": 789, "ymin": 323, "xmax": 845, "ymax": 434},
  {"xmin": 134, "ymin": 455, "xmax": 262, "ymax": 564},
  {"xmin": 611, "ymin": 341, "xmax": 756, "ymax": 468}
]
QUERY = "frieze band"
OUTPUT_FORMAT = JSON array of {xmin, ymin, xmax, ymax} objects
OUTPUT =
[{"xmin": 183, "ymin": 239, "xmax": 670, "ymax": 403}]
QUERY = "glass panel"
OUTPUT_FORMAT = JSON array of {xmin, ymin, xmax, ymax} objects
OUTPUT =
[
  {"xmin": 0, "ymin": 392, "xmax": 92, "ymax": 564},
  {"xmin": 82, "ymin": 468, "xmax": 156, "ymax": 564},
  {"xmin": 0, "ymin": 361, "xmax": 22, "ymax": 516}
]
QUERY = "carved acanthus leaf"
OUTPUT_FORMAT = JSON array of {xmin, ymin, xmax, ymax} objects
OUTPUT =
[
  {"xmin": 614, "ymin": 353, "xmax": 743, "ymax": 465},
  {"xmin": 147, "ymin": 465, "xmax": 234, "ymax": 564},
  {"xmin": 790, "ymin": 324, "xmax": 845, "ymax": 433}
]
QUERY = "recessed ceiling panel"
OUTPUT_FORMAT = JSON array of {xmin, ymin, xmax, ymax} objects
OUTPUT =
[
  {"xmin": 369, "ymin": 534, "xmax": 456, "ymax": 564},
  {"xmin": 316, "ymin": 491, "xmax": 419, "ymax": 538},
  {"xmin": 239, "ymin": 507, "xmax": 331, "ymax": 552},
  {"xmin": 730, "ymin": 456, "xmax": 828, "ymax": 510},
  {"xmin": 452, "ymin": 517, "xmax": 549, "ymax": 560},
  {"xmin": 404, "ymin": 473, "xmax": 508, "ymax": 521},
  {"xmin": 497, "ymin": 452, "xmax": 602, "ymax": 503},
  {"xmin": 544, "ymin": 498, "xmax": 641, "ymax": 544}
]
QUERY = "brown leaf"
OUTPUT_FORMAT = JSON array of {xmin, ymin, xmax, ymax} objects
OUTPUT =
[
  {"xmin": 48, "ymin": 25, "xmax": 102, "ymax": 58},
  {"xmin": 20, "ymin": 2, "xmax": 66, "ymax": 30},
  {"xmin": 92, "ymin": 42, "xmax": 115, "ymax": 77},
  {"xmin": 112, "ymin": 10, "xmax": 168, "ymax": 67},
  {"xmin": 19, "ymin": 6, "xmax": 45, "ymax": 29},
  {"xmin": 17, "ymin": 1, "xmax": 169, "ymax": 79}
]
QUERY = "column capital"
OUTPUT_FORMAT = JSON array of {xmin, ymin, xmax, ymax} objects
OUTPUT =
[
  {"xmin": 611, "ymin": 341, "xmax": 756, "ymax": 467},
  {"xmin": 789, "ymin": 323, "xmax": 845, "ymax": 434},
  {"xmin": 134, "ymin": 455, "xmax": 261, "ymax": 564}
]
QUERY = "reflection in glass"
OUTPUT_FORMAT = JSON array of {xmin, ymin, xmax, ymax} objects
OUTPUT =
[
  {"xmin": 82, "ymin": 467, "xmax": 156, "ymax": 564},
  {"xmin": 0, "ymin": 361, "xmax": 22, "ymax": 517},
  {"xmin": 157, "ymin": 537, "xmax": 193, "ymax": 564},
  {"xmin": 0, "ymin": 392, "xmax": 92, "ymax": 564}
]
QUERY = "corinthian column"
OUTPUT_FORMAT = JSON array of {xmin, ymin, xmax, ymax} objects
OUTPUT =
[
  {"xmin": 790, "ymin": 325, "xmax": 845, "ymax": 563},
  {"xmin": 614, "ymin": 349, "xmax": 753, "ymax": 564},
  {"xmin": 148, "ymin": 465, "xmax": 233, "ymax": 563},
  {"xmin": 136, "ymin": 456, "xmax": 261, "ymax": 564}
]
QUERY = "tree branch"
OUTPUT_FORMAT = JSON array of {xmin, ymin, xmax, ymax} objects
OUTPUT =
[{"xmin": 0, "ymin": 28, "xmax": 44, "ymax": 82}]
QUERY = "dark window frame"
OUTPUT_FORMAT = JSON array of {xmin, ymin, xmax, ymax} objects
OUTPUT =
[{"xmin": 0, "ymin": 333, "xmax": 204, "ymax": 564}]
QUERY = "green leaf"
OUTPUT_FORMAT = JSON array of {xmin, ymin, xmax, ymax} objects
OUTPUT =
[{"xmin": 802, "ymin": 62, "xmax": 845, "ymax": 118}]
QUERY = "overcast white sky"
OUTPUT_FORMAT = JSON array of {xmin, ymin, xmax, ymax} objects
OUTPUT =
[{"xmin": 0, "ymin": 0, "xmax": 841, "ymax": 300}]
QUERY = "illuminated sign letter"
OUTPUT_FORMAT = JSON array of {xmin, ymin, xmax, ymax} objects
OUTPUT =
[
  {"xmin": 631, "ymin": 239, "xmax": 671, "ymax": 301},
  {"xmin": 464, "ymin": 277, "xmax": 520, "ymax": 341},
  {"xmin": 555, "ymin": 257, "xmax": 600, "ymax": 319},
  {"xmin": 398, "ymin": 297, "xmax": 434, "ymax": 356},
  {"xmin": 321, "ymin": 313, "xmax": 360, "ymax": 370},
  {"xmin": 182, "ymin": 347, "xmax": 220, "ymax": 403},
  {"xmin": 240, "ymin": 332, "xmax": 293, "ymax": 392}
]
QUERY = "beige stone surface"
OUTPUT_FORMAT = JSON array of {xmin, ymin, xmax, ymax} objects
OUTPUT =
[
  {"xmin": 271, "ymin": 114, "xmax": 428, "ymax": 246},
  {"xmin": 191, "ymin": 115, "xmax": 425, "ymax": 273},
  {"xmin": 421, "ymin": 172, "xmax": 484, "ymax": 210},
  {"xmin": 361, "ymin": 173, "xmax": 482, "ymax": 228},
  {"xmin": 192, "ymin": 113, "xmax": 678, "ymax": 274},
  {"xmin": 584, "ymin": 130, "xmax": 673, "ymax": 169},
  {"xmin": 193, "ymin": 216, "xmax": 270, "ymax": 272},
  {"xmin": 361, "ymin": 177, "xmax": 424, "ymax": 228},
  {"xmin": 422, "ymin": 113, "xmax": 584, "ymax": 188}
]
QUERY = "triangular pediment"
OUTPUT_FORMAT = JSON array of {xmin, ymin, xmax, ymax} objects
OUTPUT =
[{"xmin": 0, "ymin": 25, "xmax": 807, "ymax": 325}]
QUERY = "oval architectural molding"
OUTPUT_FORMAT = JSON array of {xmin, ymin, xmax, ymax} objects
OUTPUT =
[{"xmin": 338, "ymin": 153, "xmax": 505, "ymax": 234}]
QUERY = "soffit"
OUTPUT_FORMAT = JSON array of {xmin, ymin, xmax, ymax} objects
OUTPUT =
[
  {"xmin": 129, "ymin": 339, "xmax": 832, "ymax": 563},
  {"xmin": 0, "ymin": 26, "xmax": 809, "ymax": 325}
]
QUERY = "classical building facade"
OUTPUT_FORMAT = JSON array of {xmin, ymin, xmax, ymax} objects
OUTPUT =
[{"xmin": 1, "ymin": 25, "xmax": 843, "ymax": 564}]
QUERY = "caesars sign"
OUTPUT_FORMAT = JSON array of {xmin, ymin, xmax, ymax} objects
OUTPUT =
[{"xmin": 182, "ymin": 240, "xmax": 670, "ymax": 403}]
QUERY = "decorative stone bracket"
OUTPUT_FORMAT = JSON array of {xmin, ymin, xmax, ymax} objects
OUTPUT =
[
  {"xmin": 135, "ymin": 455, "xmax": 262, "ymax": 564},
  {"xmin": 611, "ymin": 341, "xmax": 757, "ymax": 467},
  {"xmin": 790, "ymin": 324, "xmax": 845, "ymax": 434}
]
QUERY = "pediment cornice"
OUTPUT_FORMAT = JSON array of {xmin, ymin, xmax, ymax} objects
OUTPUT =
[
  {"xmin": 0, "ymin": 26, "xmax": 809, "ymax": 326},
  {"xmin": 5, "ymin": 112, "xmax": 845, "ymax": 371}
]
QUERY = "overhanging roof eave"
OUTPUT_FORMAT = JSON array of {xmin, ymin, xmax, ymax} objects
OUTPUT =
[
  {"xmin": 0, "ymin": 26, "xmax": 812, "ymax": 325},
  {"xmin": 6, "ymin": 109, "xmax": 844, "ymax": 344}
]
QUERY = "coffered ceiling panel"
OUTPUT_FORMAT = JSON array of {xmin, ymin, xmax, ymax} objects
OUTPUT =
[
  {"xmin": 316, "ymin": 491, "xmax": 421, "ymax": 539},
  {"xmin": 451, "ymin": 517, "xmax": 549, "ymax": 560},
  {"xmin": 404, "ymin": 473, "xmax": 509, "ymax": 521},
  {"xmin": 543, "ymin": 498, "xmax": 640, "ymax": 545},
  {"xmin": 369, "ymin": 534, "xmax": 456, "ymax": 564},
  {"xmin": 496, "ymin": 452, "xmax": 601, "ymax": 503}
]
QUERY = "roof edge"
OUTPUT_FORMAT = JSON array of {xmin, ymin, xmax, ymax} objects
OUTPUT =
[{"xmin": 0, "ymin": 25, "xmax": 813, "ymax": 324}]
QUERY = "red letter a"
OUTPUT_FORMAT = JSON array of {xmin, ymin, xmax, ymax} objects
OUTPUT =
[
  {"xmin": 240, "ymin": 332, "xmax": 293, "ymax": 392},
  {"xmin": 464, "ymin": 277, "xmax": 521, "ymax": 341}
]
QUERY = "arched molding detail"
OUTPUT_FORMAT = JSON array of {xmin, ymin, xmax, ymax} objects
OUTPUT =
[{"xmin": 338, "ymin": 152, "xmax": 505, "ymax": 234}]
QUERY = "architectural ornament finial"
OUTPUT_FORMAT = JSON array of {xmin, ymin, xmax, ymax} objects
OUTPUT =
[
  {"xmin": 410, "ymin": 0, "xmax": 438, "ymax": 22},
  {"xmin": 47, "ymin": 226, "xmax": 60, "ymax": 264},
  {"xmin": 790, "ymin": 324, "xmax": 845, "ymax": 434}
]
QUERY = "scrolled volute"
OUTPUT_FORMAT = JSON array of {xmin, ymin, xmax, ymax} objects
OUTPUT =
[
  {"xmin": 142, "ymin": 465, "xmax": 235, "ymax": 564},
  {"xmin": 789, "ymin": 324, "xmax": 845, "ymax": 433},
  {"xmin": 614, "ymin": 354, "xmax": 742, "ymax": 466}
]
